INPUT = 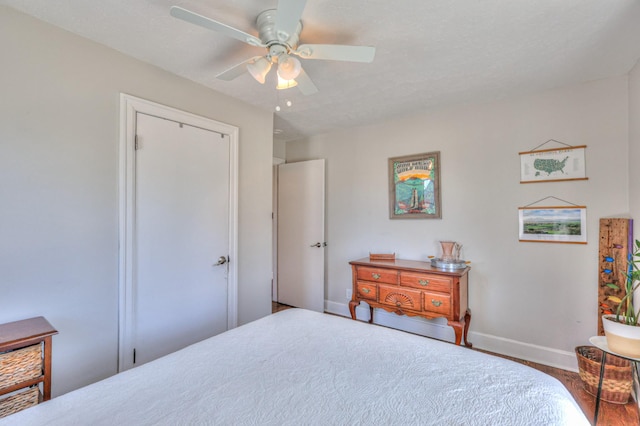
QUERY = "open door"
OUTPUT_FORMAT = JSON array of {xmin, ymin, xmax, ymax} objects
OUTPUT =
[{"xmin": 277, "ymin": 159, "xmax": 325, "ymax": 312}]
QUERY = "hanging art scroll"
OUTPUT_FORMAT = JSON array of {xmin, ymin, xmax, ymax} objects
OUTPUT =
[
  {"xmin": 518, "ymin": 197, "xmax": 587, "ymax": 244},
  {"xmin": 388, "ymin": 151, "xmax": 441, "ymax": 219},
  {"xmin": 519, "ymin": 140, "xmax": 588, "ymax": 184}
]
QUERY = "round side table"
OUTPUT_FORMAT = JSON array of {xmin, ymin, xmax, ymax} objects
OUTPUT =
[{"xmin": 588, "ymin": 336, "xmax": 640, "ymax": 425}]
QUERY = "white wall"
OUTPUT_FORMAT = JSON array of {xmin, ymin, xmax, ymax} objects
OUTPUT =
[
  {"xmin": 629, "ymin": 60, "xmax": 640, "ymax": 323},
  {"xmin": 273, "ymin": 139, "xmax": 287, "ymax": 160},
  {"xmin": 286, "ymin": 76, "xmax": 630, "ymax": 371},
  {"xmin": 630, "ymin": 60, "xmax": 640, "ymax": 239},
  {"xmin": 0, "ymin": 7, "xmax": 273, "ymax": 396}
]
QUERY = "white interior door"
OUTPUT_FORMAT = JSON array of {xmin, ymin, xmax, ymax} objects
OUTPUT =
[
  {"xmin": 132, "ymin": 113, "xmax": 229, "ymax": 366},
  {"xmin": 277, "ymin": 159, "xmax": 325, "ymax": 312}
]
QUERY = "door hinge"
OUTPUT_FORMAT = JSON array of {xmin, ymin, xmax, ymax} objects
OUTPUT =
[
  {"xmin": 134, "ymin": 135, "xmax": 139, "ymax": 150},
  {"xmin": 133, "ymin": 348, "xmax": 136, "ymax": 364}
]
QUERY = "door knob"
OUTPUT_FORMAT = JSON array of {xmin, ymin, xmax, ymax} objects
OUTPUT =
[
  {"xmin": 310, "ymin": 242, "xmax": 322, "ymax": 247},
  {"xmin": 213, "ymin": 256, "xmax": 228, "ymax": 266}
]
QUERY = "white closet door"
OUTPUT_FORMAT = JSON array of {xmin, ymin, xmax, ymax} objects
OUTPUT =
[{"xmin": 133, "ymin": 113, "xmax": 229, "ymax": 366}]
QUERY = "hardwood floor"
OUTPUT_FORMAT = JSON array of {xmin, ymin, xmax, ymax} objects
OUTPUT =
[
  {"xmin": 272, "ymin": 301, "xmax": 293, "ymax": 314},
  {"xmin": 272, "ymin": 302, "xmax": 639, "ymax": 425}
]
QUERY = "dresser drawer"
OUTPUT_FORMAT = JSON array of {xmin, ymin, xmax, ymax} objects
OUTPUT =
[
  {"xmin": 378, "ymin": 285, "xmax": 421, "ymax": 311},
  {"xmin": 356, "ymin": 267, "xmax": 398, "ymax": 285},
  {"xmin": 0, "ymin": 386, "xmax": 40, "ymax": 418},
  {"xmin": 0, "ymin": 344, "xmax": 42, "ymax": 389},
  {"xmin": 423, "ymin": 291, "xmax": 451, "ymax": 316},
  {"xmin": 356, "ymin": 282, "xmax": 377, "ymax": 300},
  {"xmin": 400, "ymin": 272, "xmax": 451, "ymax": 293}
]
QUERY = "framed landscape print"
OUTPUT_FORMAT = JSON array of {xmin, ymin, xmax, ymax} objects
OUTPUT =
[
  {"xmin": 518, "ymin": 206, "xmax": 587, "ymax": 244},
  {"xmin": 388, "ymin": 151, "xmax": 441, "ymax": 219}
]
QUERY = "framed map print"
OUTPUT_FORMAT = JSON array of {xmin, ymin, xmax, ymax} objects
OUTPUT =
[
  {"xmin": 388, "ymin": 151, "xmax": 441, "ymax": 219},
  {"xmin": 519, "ymin": 145, "xmax": 587, "ymax": 183}
]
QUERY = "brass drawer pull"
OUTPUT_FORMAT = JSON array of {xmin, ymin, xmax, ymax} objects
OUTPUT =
[
  {"xmin": 419, "ymin": 279, "xmax": 429, "ymax": 286},
  {"xmin": 431, "ymin": 299, "xmax": 442, "ymax": 307},
  {"xmin": 371, "ymin": 273, "xmax": 381, "ymax": 280},
  {"xmin": 361, "ymin": 288, "xmax": 371, "ymax": 294}
]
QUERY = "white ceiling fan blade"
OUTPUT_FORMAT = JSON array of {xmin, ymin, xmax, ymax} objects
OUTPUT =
[
  {"xmin": 294, "ymin": 44, "xmax": 376, "ymax": 63},
  {"xmin": 170, "ymin": 6, "xmax": 264, "ymax": 47},
  {"xmin": 294, "ymin": 68, "xmax": 318, "ymax": 95},
  {"xmin": 275, "ymin": 0, "xmax": 308, "ymax": 42},
  {"xmin": 216, "ymin": 56, "xmax": 262, "ymax": 81}
]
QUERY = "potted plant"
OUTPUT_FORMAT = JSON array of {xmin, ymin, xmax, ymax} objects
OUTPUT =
[{"xmin": 602, "ymin": 239, "xmax": 640, "ymax": 358}]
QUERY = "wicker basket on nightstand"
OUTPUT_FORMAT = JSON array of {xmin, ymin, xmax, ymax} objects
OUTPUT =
[
  {"xmin": 0, "ymin": 344, "xmax": 43, "ymax": 389},
  {"xmin": 0, "ymin": 386, "xmax": 40, "ymax": 418}
]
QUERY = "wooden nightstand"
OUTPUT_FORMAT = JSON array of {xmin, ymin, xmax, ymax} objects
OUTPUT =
[{"xmin": 0, "ymin": 317, "xmax": 58, "ymax": 418}]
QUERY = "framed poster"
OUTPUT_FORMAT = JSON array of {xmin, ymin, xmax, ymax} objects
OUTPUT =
[
  {"xmin": 519, "ymin": 145, "xmax": 587, "ymax": 183},
  {"xmin": 518, "ymin": 206, "xmax": 587, "ymax": 244},
  {"xmin": 388, "ymin": 151, "xmax": 441, "ymax": 219}
]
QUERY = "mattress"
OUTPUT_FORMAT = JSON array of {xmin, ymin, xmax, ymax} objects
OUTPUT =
[{"xmin": 0, "ymin": 309, "xmax": 589, "ymax": 425}]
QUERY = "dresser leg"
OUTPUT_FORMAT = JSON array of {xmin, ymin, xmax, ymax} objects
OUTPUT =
[
  {"xmin": 463, "ymin": 309, "xmax": 472, "ymax": 348},
  {"xmin": 43, "ymin": 335, "xmax": 53, "ymax": 400},
  {"xmin": 449, "ymin": 310, "xmax": 473, "ymax": 348},
  {"xmin": 450, "ymin": 322, "xmax": 463, "ymax": 346},
  {"xmin": 369, "ymin": 305, "xmax": 374, "ymax": 324},
  {"xmin": 349, "ymin": 300, "xmax": 360, "ymax": 320}
]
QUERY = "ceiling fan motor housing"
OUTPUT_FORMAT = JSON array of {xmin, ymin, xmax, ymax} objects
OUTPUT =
[{"xmin": 257, "ymin": 9, "xmax": 302, "ymax": 53}]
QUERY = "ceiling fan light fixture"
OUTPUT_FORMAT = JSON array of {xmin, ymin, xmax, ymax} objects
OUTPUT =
[
  {"xmin": 247, "ymin": 57, "xmax": 272, "ymax": 84},
  {"xmin": 276, "ymin": 75, "xmax": 298, "ymax": 90},
  {"xmin": 277, "ymin": 55, "xmax": 302, "ymax": 81}
]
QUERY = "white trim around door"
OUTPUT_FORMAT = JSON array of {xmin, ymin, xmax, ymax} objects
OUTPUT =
[{"xmin": 118, "ymin": 94, "xmax": 239, "ymax": 372}]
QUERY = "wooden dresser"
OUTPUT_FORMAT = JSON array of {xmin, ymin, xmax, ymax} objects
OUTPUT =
[
  {"xmin": 349, "ymin": 258, "xmax": 471, "ymax": 347},
  {"xmin": 0, "ymin": 317, "xmax": 58, "ymax": 418}
]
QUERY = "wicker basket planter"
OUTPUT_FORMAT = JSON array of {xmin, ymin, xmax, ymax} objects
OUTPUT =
[
  {"xmin": 0, "ymin": 344, "xmax": 42, "ymax": 389},
  {"xmin": 575, "ymin": 345, "xmax": 632, "ymax": 404}
]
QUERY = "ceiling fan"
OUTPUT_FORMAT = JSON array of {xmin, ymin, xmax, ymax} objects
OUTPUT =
[{"xmin": 170, "ymin": 0, "xmax": 376, "ymax": 95}]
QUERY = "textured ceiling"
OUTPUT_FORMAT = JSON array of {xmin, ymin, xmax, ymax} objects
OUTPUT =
[{"xmin": 3, "ymin": 0, "xmax": 640, "ymax": 141}]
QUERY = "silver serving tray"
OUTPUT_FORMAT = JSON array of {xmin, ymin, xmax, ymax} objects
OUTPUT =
[{"xmin": 430, "ymin": 258, "xmax": 467, "ymax": 270}]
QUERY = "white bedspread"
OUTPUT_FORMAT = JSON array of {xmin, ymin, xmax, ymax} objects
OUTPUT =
[{"xmin": 1, "ymin": 309, "xmax": 589, "ymax": 425}]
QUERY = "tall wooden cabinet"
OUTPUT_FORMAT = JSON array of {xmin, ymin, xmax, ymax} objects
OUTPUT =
[
  {"xmin": 0, "ymin": 317, "xmax": 57, "ymax": 418},
  {"xmin": 349, "ymin": 258, "xmax": 471, "ymax": 347}
]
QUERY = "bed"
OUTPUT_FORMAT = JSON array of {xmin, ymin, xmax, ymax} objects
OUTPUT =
[{"xmin": 0, "ymin": 309, "xmax": 589, "ymax": 425}]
